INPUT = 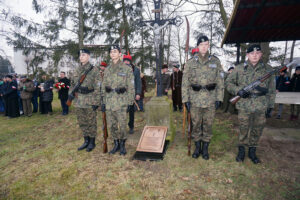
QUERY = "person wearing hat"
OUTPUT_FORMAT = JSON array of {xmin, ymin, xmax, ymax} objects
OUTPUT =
[
  {"xmin": 182, "ymin": 35, "xmax": 224, "ymax": 160},
  {"xmin": 161, "ymin": 64, "xmax": 170, "ymax": 96},
  {"xmin": 225, "ymin": 44, "xmax": 276, "ymax": 164},
  {"xmin": 123, "ymin": 53, "xmax": 142, "ymax": 134},
  {"xmin": 18, "ymin": 76, "xmax": 35, "ymax": 117},
  {"xmin": 72, "ymin": 49, "xmax": 101, "ymax": 152},
  {"xmin": 275, "ymin": 69, "xmax": 291, "ymax": 119},
  {"xmin": 290, "ymin": 66, "xmax": 300, "ymax": 120},
  {"xmin": 221, "ymin": 66, "xmax": 237, "ymax": 114},
  {"xmin": 3, "ymin": 75, "xmax": 20, "ymax": 118},
  {"xmin": 170, "ymin": 64, "xmax": 183, "ymax": 112},
  {"xmin": 101, "ymin": 45, "xmax": 135, "ymax": 155},
  {"xmin": 58, "ymin": 72, "xmax": 70, "ymax": 115}
]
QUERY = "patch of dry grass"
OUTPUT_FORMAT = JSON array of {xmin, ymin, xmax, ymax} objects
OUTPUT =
[{"xmin": 0, "ymin": 92, "xmax": 298, "ymax": 199}]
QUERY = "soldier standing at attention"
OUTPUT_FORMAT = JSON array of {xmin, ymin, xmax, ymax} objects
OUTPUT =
[
  {"xmin": 170, "ymin": 64, "xmax": 183, "ymax": 112},
  {"xmin": 161, "ymin": 64, "xmax": 170, "ymax": 96},
  {"xmin": 73, "ymin": 49, "xmax": 101, "ymax": 152},
  {"xmin": 101, "ymin": 45, "xmax": 135, "ymax": 155},
  {"xmin": 182, "ymin": 35, "xmax": 224, "ymax": 160},
  {"xmin": 225, "ymin": 44, "xmax": 276, "ymax": 164}
]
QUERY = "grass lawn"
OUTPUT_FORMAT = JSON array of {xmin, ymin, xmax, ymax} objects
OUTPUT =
[{"xmin": 0, "ymin": 92, "xmax": 298, "ymax": 200}]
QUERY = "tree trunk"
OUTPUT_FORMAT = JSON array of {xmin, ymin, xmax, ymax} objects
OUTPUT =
[
  {"xmin": 177, "ymin": 27, "xmax": 182, "ymax": 67},
  {"xmin": 121, "ymin": 0, "xmax": 129, "ymax": 53},
  {"xmin": 261, "ymin": 42, "xmax": 270, "ymax": 64},
  {"xmin": 166, "ymin": 25, "xmax": 172, "ymax": 66},
  {"xmin": 141, "ymin": 27, "xmax": 144, "ymax": 72},
  {"xmin": 289, "ymin": 40, "xmax": 296, "ymax": 75},
  {"xmin": 281, "ymin": 41, "xmax": 288, "ymax": 66},
  {"xmin": 78, "ymin": 0, "xmax": 84, "ymax": 49},
  {"xmin": 218, "ymin": 0, "xmax": 228, "ymax": 27}
]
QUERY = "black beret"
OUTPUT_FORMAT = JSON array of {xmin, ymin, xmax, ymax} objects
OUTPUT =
[
  {"xmin": 197, "ymin": 35, "xmax": 209, "ymax": 46},
  {"xmin": 109, "ymin": 45, "xmax": 120, "ymax": 52},
  {"xmin": 78, "ymin": 49, "xmax": 90, "ymax": 55},
  {"xmin": 247, "ymin": 44, "xmax": 261, "ymax": 53},
  {"xmin": 228, "ymin": 67, "xmax": 234, "ymax": 71},
  {"xmin": 296, "ymin": 66, "xmax": 300, "ymax": 71},
  {"xmin": 173, "ymin": 64, "xmax": 180, "ymax": 68},
  {"xmin": 162, "ymin": 64, "xmax": 168, "ymax": 69}
]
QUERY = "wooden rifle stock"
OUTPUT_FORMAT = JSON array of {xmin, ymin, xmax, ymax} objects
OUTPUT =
[
  {"xmin": 187, "ymin": 111, "xmax": 192, "ymax": 156},
  {"xmin": 102, "ymin": 111, "xmax": 108, "ymax": 153},
  {"xmin": 182, "ymin": 106, "xmax": 186, "ymax": 138}
]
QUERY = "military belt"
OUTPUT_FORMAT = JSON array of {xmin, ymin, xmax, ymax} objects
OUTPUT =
[
  {"xmin": 191, "ymin": 83, "xmax": 216, "ymax": 91},
  {"xmin": 77, "ymin": 86, "xmax": 94, "ymax": 94},
  {"xmin": 105, "ymin": 86, "xmax": 127, "ymax": 94}
]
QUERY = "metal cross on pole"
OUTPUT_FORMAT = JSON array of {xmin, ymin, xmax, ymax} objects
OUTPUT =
[{"xmin": 139, "ymin": 0, "xmax": 183, "ymax": 96}]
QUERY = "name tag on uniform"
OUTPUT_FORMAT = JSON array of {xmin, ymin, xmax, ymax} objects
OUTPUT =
[
  {"xmin": 117, "ymin": 72, "xmax": 126, "ymax": 77},
  {"xmin": 209, "ymin": 64, "xmax": 217, "ymax": 68}
]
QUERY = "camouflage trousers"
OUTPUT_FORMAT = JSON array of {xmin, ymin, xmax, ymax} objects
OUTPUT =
[
  {"xmin": 238, "ymin": 110, "xmax": 266, "ymax": 147},
  {"xmin": 191, "ymin": 106, "xmax": 215, "ymax": 142},
  {"xmin": 106, "ymin": 107, "xmax": 128, "ymax": 140},
  {"xmin": 75, "ymin": 107, "xmax": 97, "ymax": 137}
]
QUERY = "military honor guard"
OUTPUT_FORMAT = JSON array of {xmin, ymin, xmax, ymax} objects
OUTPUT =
[
  {"xmin": 73, "ymin": 49, "xmax": 101, "ymax": 152},
  {"xmin": 182, "ymin": 35, "xmax": 224, "ymax": 160},
  {"xmin": 225, "ymin": 44, "xmax": 276, "ymax": 164},
  {"xmin": 101, "ymin": 45, "xmax": 135, "ymax": 155}
]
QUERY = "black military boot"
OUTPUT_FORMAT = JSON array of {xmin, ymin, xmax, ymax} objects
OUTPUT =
[
  {"xmin": 248, "ymin": 147, "xmax": 261, "ymax": 164},
  {"xmin": 202, "ymin": 142, "xmax": 210, "ymax": 160},
  {"xmin": 109, "ymin": 140, "xmax": 120, "ymax": 154},
  {"xmin": 86, "ymin": 137, "xmax": 96, "ymax": 152},
  {"xmin": 236, "ymin": 146, "xmax": 245, "ymax": 162},
  {"xmin": 192, "ymin": 141, "xmax": 201, "ymax": 158},
  {"xmin": 77, "ymin": 136, "xmax": 90, "ymax": 151},
  {"xmin": 119, "ymin": 139, "xmax": 127, "ymax": 155}
]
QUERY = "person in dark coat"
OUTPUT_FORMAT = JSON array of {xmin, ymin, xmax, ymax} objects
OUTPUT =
[
  {"xmin": 161, "ymin": 64, "xmax": 170, "ymax": 96},
  {"xmin": 58, "ymin": 71, "xmax": 70, "ymax": 115},
  {"xmin": 123, "ymin": 54, "xmax": 142, "ymax": 134},
  {"xmin": 275, "ymin": 69, "xmax": 291, "ymax": 119},
  {"xmin": 139, "ymin": 73, "xmax": 147, "ymax": 112},
  {"xmin": 0, "ymin": 78, "xmax": 5, "ymax": 113},
  {"xmin": 170, "ymin": 64, "xmax": 183, "ymax": 112},
  {"xmin": 290, "ymin": 66, "xmax": 300, "ymax": 120},
  {"xmin": 31, "ymin": 79, "xmax": 39, "ymax": 113},
  {"xmin": 39, "ymin": 75, "xmax": 54, "ymax": 114},
  {"xmin": 221, "ymin": 66, "xmax": 237, "ymax": 114},
  {"xmin": 3, "ymin": 75, "xmax": 20, "ymax": 118}
]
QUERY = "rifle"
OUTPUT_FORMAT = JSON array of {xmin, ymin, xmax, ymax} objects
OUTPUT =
[
  {"xmin": 230, "ymin": 62, "xmax": 294, "ymax": 105},
  {"xmin": 187, "ymin": 110, "xmax": 192, "ymax": 156},
  {"xmin": 66, "ymin": 65, "xmax": 94, "ymax": 106},
  {"xmin": 102, "ymin": 110, "xmax": 108, "ymax": 153}
]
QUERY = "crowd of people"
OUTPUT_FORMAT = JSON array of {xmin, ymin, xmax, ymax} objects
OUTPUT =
[{"xmin": 0, "ymin": 72, "xmax": 71, "ymax": 118}]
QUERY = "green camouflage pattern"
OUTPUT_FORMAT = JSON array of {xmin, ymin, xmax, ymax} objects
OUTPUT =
[
  {"xmin": 238, "ymin": 111, "xmax": 265, "ymax": 147},
  {"xmin": 101, "ymin": 60, "xmax": 135, "ymax": 111},
  {"xmin": 71, "ymin": 62, "xmax": 101, "ymax": 108},
  {"xmin": 75, "ymin": 107, "xmax": 97, "ymax": 137},
  {"xmin": 182, "ymin": 52, "xmax": 224, "ymax": 108},
  {"xmin": 191, "ymin": 106, "xmax": 215, "ymax": 142},
  {"xmin": 225, "ymin": 60, "xmax": 276, "ymax": 112},
  {"xmin": 106, "ymin": 107, "xmax": 127, "ymax": 140},
  {"xmin": 18, "ymin": 80, "xmax": 35, "ymax": 99}
]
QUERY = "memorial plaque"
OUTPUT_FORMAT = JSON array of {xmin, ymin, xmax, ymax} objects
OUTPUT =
[
  {"xmin": 275, "ymin": 92, "xmax": 300, "ymax": 104},
  {"xmin": 136, "ymin": 126, "xmax": 168, "ymax": 153}
]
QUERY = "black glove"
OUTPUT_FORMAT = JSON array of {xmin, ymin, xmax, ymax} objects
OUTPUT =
[
  {"xmin": 265, "ymin": 108, "xmax": 272, "ymax": 118},
  {"xmin": 237, "ymin": 89, "xmax": 250, "ymax": 98},
  {"xmin": 255, "ymin": 85, "xmax": 268, "ymax": 95},
  {"xmin": 215, "ymin": 101, "xmax": 221, "ymax": 110},
  {"xmin": 185, "ymin": 102, "xmax": 191, "ymax": 112},
  {"xmin": 101, "ymin": 104, "xmax": 106, "ymax": 112},
  {"xmin": 92, "ymin": 105, "xmax": 99, "ymax": 111}
]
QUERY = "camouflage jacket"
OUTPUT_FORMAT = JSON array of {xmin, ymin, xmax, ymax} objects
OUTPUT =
[
  {"xmin": 18, "ymin": 80, "xmax": 35, "ymax": 99},
  {"xmin": 182, "ymin": 52, "xmax": 224, "ymax": 108},
  {"xmin": 71, "ymin": 62, "xmax": 101, "ymax": 108},
  {"xmin": 101, "ymin": 60, "xmax": 135, "ymax": 111},
  {"xmin": 225, "ymin": 60, "xmax": 276, "ymax": 112}
]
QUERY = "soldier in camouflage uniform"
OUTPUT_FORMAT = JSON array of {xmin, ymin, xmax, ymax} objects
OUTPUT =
[
  {"xmin": 182, "ymin": 35, "xmax": 224, "ymax": 160},
  {"xmin": 225, "ymin": 44, "xmax": 276, "ymax": 164},
  {"xmin": 72, "ymin": 49, "xmax": 101, "ymax": 152},
  {"xmin": 101, "ymin": 45, "xmax": 135, "ymax": 156}
]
